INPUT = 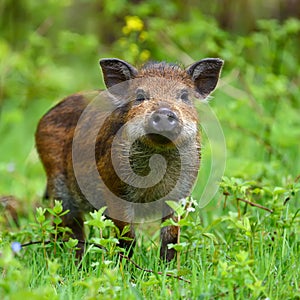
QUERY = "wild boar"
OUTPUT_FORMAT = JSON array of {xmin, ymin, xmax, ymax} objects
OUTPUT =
[{"xmin": 35, "ymin": 58, "xmax": 223, "ymax": 261}]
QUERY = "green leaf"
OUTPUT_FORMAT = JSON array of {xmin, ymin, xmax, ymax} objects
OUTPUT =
[
  {"xmin": 273, "ymin": 187, "xmax": 287, "ymax": 195},
  {"xmin": 202, "ymin": 233, "xmax": 218, "ymax": 243},
  {"xmin": 165, "ymin": 200, "xmax": 185, "ymax": 216},
  {"xmin": 161, "ymin": 218, "xmax": 178, "ymax": 227},
  {"xmin": 53, "ymin": 200, "xmax": 63, "ymax": 214},
  {"xmin": 168, "ymin": 242, "xmax": 189, "ymax": 251},
  {"xmin": 53, "ymin": 217, "xmax": 62, "ymax": 226},
  {"xmin": 65, "ymin": 238, "xmax": 78, "ymax": 249}
]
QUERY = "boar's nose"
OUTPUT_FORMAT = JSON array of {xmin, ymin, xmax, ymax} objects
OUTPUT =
[{"xmin": 148, "ymin": 108, "xmax": 180, "ymax": 135}]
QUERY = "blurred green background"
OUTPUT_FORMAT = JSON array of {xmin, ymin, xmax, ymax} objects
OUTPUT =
[{"xmin": 0, "ymin": 0, "xmax": 299, "ymax": 206}]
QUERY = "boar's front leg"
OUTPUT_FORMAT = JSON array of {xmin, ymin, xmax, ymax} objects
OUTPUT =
[
  {"xmin": 62, "ymin": 212, "xmax": 85, "ymax": 241},
  {"xmin": 106, "ymin": 202, "xmax": 136, "ymax": 257},
  {"xmin": 46, "ymin": 177, "xmax": 85, "ymax": 258},
  {"xmin": 61, "ymin": 209, "xmax": 85, "ymax": 259},
  {"xmin": 160, "ymin": 206, "xmax": 178, "ymax": 261},
  {"xmin": 110, "ymin": 218, "xmax": 136, "ymax": 257}
]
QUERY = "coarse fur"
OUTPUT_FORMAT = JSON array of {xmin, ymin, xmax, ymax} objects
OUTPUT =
[{"xmin": 35, "ymin": 58, "xmax": 223, "ymax": 261}]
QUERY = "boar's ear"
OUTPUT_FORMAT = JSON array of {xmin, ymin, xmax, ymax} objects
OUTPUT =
[
  {"xmin": 99, "ymin": 58, "xmax": 138, "ymax": 88},
  {"xmin": 186, "ymin": 58, "xmax": 224, "ymax": 99}
]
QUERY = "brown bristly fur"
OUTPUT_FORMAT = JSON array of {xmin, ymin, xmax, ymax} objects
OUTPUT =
[{"xmin": 35, "ymin": 58, "xmax": 223, "ymax": 261}]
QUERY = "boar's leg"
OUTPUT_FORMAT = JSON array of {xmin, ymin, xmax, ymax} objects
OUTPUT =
[
  {"xmin": 61, "ymin": 211, "xmax": 85, "ymax": 241},
  {"xmin": 160, "ymin": 206, "xmax": 178, "ymax": 261},
  {"xmin": 110, "ymin": 218, "xmax": 136, "ymax": 257},
  {"xmin": 106, "ymin": 202, "xmax": 136, "ymax": 257},
  {"xmin": 61, "ymin": 211, "xmax": 85, "ymax": 258},
  {"xmin": 47, "ymin": 177, "xmax": 85, "ymax": 258}
]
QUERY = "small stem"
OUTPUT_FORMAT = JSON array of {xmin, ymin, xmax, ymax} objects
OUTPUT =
[
  {"xmin": 223, "ymin": 191, "xmax": 230, "ymax": 209},
  {"xmin": 177, "ymin": 214, "xmax": 181, "ymax": 272},
  {"xmin": 237, "ymin": 197, "xmax": 273, "ymax": 213},
  {"xmin": 236, "ymin": 196, "xmax": 241, "ymax": 218},
  {"xmin": 54, "ymin": 223, "xmax": 57, "ymax": 256}
]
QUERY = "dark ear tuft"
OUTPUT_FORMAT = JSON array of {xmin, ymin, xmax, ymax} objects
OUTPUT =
[
  {"xmin": 186, "ymin": 58, "xmax": 224, "ymax": 99},
  {"xmin": 99, "ymin": 58, "xmax": 138, "ymax": 88}
]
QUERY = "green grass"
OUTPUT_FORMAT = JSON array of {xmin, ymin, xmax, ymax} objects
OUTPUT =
[{"xmin": 1, "ymin": 181, "xmax": 299, "ymax": 299}]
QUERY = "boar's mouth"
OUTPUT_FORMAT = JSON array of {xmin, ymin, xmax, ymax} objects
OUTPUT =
[{"xmin": 145, "ymin": 133, "xmax": 176, "ymax": 146}]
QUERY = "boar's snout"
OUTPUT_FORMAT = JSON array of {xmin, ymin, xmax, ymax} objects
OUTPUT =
[
  {"xmin": 146, "ymin": 107, "xmax": 181, "ymax": 143},
  {"xmin": 149, "ymin": 108, "xmax": 179, "ymax": 132}
]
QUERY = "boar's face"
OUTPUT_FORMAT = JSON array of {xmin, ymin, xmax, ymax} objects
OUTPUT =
[
  {"xmin": 123, "ymin": 74, "xmax": 199, "ymax": 148},
  {"xmin": 99, "ymin": 58, "xmax": 223, "ymax": 149}
]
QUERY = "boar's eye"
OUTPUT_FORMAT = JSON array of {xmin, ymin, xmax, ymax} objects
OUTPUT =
[
  {"xmin": 135, "ymin": 89, "xmax": 148, "ymax": 103},
  {"xmin": 179, "ymin": 89, "xmax": 190, "ymax": 104}
]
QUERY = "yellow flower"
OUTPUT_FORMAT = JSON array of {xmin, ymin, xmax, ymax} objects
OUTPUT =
[{"xmin": 122, "ymin": 16, "xmax": 144, "ymax": 35}]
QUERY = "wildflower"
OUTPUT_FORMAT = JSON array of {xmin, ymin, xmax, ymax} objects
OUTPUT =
[
  {"xmin": 123, "ymin": 16, "xmax": 144, "ymax": 35},
  {"xmin": 186, "ymin": 206, "xmax": 195, "ymax": 212},
  {"xmin": 11, "ymin": 241, "xmax": 22, "ymax": 253}
]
